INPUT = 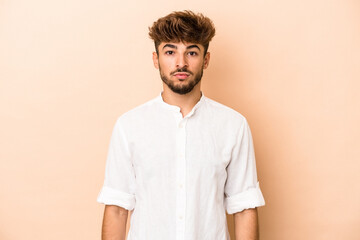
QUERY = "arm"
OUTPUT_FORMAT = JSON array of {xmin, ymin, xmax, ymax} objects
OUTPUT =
[
  {"xmin": 101, "ymin": 205, "xmax": 129, "ymax": 240},
  {"xmin": 234, "ymin": 208, "xmax": 259, "ymax": 240}
]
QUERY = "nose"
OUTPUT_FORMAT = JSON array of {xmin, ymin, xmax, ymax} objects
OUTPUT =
[{"xmin": 176, "ymin": 54, "xmax": 188, "ymax": 69}]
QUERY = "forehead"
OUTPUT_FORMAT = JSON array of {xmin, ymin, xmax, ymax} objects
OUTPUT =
[{"xmin": 159, "ymin": 42, "xmax": 204, "ymax": 51}]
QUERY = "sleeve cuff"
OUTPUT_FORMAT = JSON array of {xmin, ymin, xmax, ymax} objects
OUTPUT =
[
  {"xmin": 97, "ymin": 186, "xmax": 136, "ymax": 211},
  {"xmin": 225, "ymin": 181, "xmax": 265, "ymax": 214}
]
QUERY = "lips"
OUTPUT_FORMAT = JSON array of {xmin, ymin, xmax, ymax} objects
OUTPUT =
[{"xmin": 173, "ymin": 72, "xmax": 190, "ymax": 80}]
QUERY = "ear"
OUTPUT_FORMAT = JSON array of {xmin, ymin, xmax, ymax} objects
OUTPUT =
[
  {"xmin": 203, "ymin": 52, "xmax": 210, "ymax": 69},
  {"xmin": 152, "ymin": 52, "xmax": 159, "ymax": 69}
]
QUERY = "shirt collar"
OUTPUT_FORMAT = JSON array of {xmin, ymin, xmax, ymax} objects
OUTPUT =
[{"xmin": 156, "ymin": 91, "xmax": 206, "ymax": 115}]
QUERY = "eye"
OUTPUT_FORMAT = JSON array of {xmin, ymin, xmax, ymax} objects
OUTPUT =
[
  {"xmin": 165, "ymin": 51, "xmax": 174, "ymax": 55},
  {"xmin": 188, "ymin": 51, "xmax": 198, "ymax": 56}
]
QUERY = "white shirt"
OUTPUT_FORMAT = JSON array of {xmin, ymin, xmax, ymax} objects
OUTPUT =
[{"xmin": 97, "ymin": 91, "xmax": 265, "ymax": 240}]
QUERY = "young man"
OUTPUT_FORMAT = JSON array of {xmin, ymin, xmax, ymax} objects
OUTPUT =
[{"xmin": 97, "ymin": 10, "xmax": 265, "ymax": 240}]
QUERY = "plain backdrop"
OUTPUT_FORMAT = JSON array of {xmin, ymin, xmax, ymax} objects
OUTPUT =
[{"xmin": 0, "ymin": 0, "xmax": 359, "ymax": 239}]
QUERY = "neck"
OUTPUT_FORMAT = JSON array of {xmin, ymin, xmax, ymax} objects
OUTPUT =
[{"xmin": 161, "ymin": 84, "xmax": 202, "ymax": 117}]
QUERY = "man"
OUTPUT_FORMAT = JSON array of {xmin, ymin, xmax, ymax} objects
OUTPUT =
[{"xmin": 97, "ymin": 10, "xmax": 265, "ymax": 240}]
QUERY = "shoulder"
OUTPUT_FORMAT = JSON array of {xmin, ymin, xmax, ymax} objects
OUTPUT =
[
  {"xmin": 203, "ymin": 96, "xmax": 248, "ymax": 126},
  {"xmin": 115, "ymin": 95, "xmax": 159, "ymax": 126}
]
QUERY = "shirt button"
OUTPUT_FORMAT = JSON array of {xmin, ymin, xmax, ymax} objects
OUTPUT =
[
  {"xmin": 179, "ymin": 153, "xmax": 184, "ymax": 158},
  {"xmin": 179, "ymin": 123, "xmax": 184, "ymax": 128},
  {"xmin": 179, "ymin": 184, "xmax": 183, "ymax": 188},
  {"xmin": 179, "ymin": 215, "xmax": 183, "ymax": 220}
]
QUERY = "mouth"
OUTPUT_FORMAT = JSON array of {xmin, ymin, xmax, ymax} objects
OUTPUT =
[{"xmin": 173, "ymin": 72, "xmax": 190, "ymax": 80}]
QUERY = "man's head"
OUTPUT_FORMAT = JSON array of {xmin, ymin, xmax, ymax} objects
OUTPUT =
[{"xmin": 149, "ymin": 11, "xmax": 216, "ymax": 95}]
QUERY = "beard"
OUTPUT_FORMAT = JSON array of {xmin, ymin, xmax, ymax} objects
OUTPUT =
[{"xmin": 159, "ymin": 65, "xmax": 203, "ymax": 95}]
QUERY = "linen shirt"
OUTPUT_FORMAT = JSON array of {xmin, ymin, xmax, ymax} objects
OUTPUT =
[{"xmin": 97, "ymin": 91, "xmax": 265, "ymax": 240}]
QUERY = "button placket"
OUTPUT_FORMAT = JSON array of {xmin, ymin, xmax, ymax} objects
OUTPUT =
[{"xmin": 175, "ymin": 115, "xmax": 187, "ymax": 240}]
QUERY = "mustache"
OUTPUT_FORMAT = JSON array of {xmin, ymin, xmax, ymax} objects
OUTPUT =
[{"xmin": 170, "ymin": 67, "xmax": 193, "ymax": 75}]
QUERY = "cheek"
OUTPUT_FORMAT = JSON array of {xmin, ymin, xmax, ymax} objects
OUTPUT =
[
  {"xmin": 192, "ymin": 60, "xmax": 204, "ymax": 70},
  {"xmin": 159, "ymin": 58, "xmax": 175, "ymax": 70}
]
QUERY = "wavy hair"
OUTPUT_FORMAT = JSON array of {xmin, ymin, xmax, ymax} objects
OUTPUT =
[{"xmin": 148, "ymin": 10, "xmax": 216, "ymax": 55}]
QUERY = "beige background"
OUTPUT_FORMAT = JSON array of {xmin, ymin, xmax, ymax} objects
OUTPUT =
[{"xmin": 1, "ymin": 0, "xmax": 359, "ymax": 239}]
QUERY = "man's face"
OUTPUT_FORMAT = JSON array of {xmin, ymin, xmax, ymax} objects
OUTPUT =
[{"xmin": 153, "ymin": 42, "xmax": 210, "ymax": 95}]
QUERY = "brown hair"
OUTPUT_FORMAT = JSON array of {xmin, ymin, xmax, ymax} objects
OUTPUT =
[{"xmin": 148, "ymin": 10, "xmax": 216, "ymax": 55}]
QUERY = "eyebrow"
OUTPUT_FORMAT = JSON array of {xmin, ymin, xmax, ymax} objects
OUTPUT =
[
  {"xmin": 162, "ymin": 44, "xmax": 201, "ymax": 51},
  {"xmin": 186, "ymin": 45, "xmax": 201, "ymax": 51},
  {"xmin": 163, "ymin": 44, "xmax": 177, "ymax": 49}
]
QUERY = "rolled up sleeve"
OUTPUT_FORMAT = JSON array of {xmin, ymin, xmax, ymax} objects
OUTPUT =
[
  {"xmin": 97, "ymin": 117, "xmax": 136, "ymax": 210},
  {"xmin": 224, "ymin": 117, "xmax": 265, "ymax": 214}
]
